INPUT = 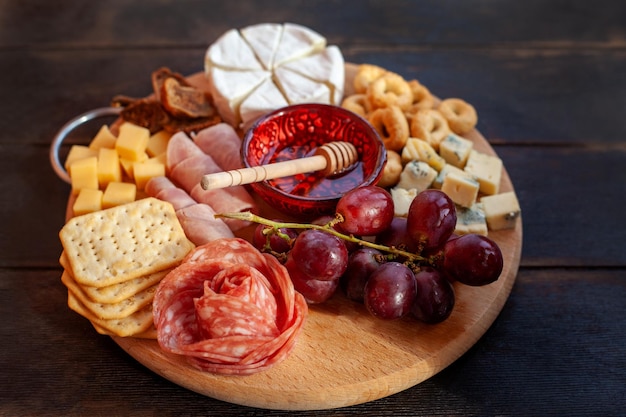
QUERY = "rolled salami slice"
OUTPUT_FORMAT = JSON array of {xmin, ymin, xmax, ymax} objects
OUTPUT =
[
  {"xmin": 192, "ymin": 123, "xmax": 244, "ymax": 172},
  {"xmin": 153, "ymin": 238, "xmax": 307, "ymax": 375}
]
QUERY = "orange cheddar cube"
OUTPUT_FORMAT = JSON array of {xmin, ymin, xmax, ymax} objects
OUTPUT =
[
  {"xmin": 115, "ymin": 122, "xmax": 150, "ymax": 161},
  {"xmin": 72, "ymin": 188, "xmax": 103, "ymax": 216},
  {"xmin": 69, "ymin": 156, "xmax": 99, "ymax": 195},
  {"xmin": 102, "ymin": 182, "xmax": 137, "ymax": 209},
  {"xmin": 97, "ymin": 148, "xmax": 122, "ymax": 188},
  {"xmin": 89, "ymin": 125, "xmax": 117, "ymax": 150}
]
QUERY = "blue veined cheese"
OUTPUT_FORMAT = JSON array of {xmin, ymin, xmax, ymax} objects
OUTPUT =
[
  {"xmin": 401, "ymin": 138, "xmax": 446, "ymax": 171},
  {"xmin": 396, "ymin": 161, "xmax": 437, "ymax": 192},
  {"xmin": 432, "ymin": 163, "xmax": 471, "ymax": 189},
  {"xmin": 390, "ymin": 187, "xmax": 418, "ymax": 217},
  {"xmin": 480, "ymin": 191, "xmax": 521, "ymax": 230},
  {"xmin": 441, "ymin": 171, "xmax": 480, "ymax": 208},
  {"xmin": 455, "ymin": 203, "xmax": 488, "ymax": 236},
  {"xmin": 464, "ymin": 150, "xmax": 503, "ymax": 195},
  {"xmin": 439, "ymin": 133, "xmax": 473, "ymax": 168}
]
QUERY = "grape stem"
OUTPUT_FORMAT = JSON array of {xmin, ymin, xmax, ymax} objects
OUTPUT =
[{"xmin": 216, "ymin": 211, "xmax": 427, "ymax": 263}]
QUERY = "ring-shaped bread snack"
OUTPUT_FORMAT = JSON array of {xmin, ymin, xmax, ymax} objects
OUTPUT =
[
  {"xmin": 405, "ymin": 80, "xmax": 435, "ymax": 115},
  {"xmin": 438, "ymin": 97, "xmax": 478, "ymax": 135},
  {"xmin": 341, "ymin": 94, "xmax": 371, "ymax": 118},
  {"xmin": 376, "ymin": 149, "xmax": 403, "ymax": 188},
  {"xmin": 353, "ymin": 64, "xmax": 387, "ymax": 94},
  {"xmin": 367, "ymin": 105, "xmax": 409, "ymax": 151},
  {"xmin": 367, "ymin": 72, "xmax": 413, "ymax": 111},
  {"xmin": 410, "ymin": 109, "xmax": 451, "ymax": 151}
]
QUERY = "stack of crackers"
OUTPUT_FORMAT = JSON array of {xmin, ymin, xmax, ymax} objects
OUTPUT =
[{"xmin": 58, "ymin": 197, "xmax": 195, "ymax": 338}]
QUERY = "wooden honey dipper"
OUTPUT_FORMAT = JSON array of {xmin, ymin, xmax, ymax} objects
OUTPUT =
[{"xmin": 200, "ymin": 141, "xmax": 358, "ymax": 190}]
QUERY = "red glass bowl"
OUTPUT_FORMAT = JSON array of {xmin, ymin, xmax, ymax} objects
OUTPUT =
[{"xmin": 242, "ymin": 103, "xmax": 386, "ymax": 219}]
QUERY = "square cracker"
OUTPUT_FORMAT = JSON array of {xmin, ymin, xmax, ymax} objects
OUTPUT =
[
  {"xmin": 59, "ymin": 197, "xmax": 194, "ymax": 288},
  {"xmin": 61, "ymin": 270, "xmax": 157, "ymax": 320},
  {"xmin": 67, "ymin": 290, "xmax": 155, "ymax": 337},
  {"xmin": 60, "ymin": 252, "xmax": 169, "ymax": 304}
]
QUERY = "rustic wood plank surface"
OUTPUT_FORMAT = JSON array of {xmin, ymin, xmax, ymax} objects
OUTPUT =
[{"xmin": 1, "ymin": 0, "xmax": 625, "ymax": 415}]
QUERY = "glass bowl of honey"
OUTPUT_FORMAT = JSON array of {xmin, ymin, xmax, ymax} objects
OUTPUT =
[{"xmin": 242, "ymin": 103, "xmax": 387, "ymax": 219}]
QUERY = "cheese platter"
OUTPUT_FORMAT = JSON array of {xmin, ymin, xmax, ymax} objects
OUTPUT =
[{"xmin": 54, "ymin": 64, "xmax": 522, "ymax": 411}]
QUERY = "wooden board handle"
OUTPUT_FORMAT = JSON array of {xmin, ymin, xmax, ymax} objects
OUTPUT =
[{"xmin": 201, "ymin": 141, "xmax": 358, "ymax": 190}]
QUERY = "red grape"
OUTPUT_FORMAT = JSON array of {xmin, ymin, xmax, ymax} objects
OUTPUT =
[
  {"xmin": 375, "ymin": 217, "xmax": 419, "ymax": 253},
  {"xmin": 336, "ymin": 185, "xmax": 394, "ymax": 236},
  {"xmin": 406, "ymin": 189, "xmax": 457, "ymax": 251},
  {"xmin": 312, "ymin": 215, "xmax": 359, "ymax": 253},
  {"xmin": 252, "ymin": 221, "xmax": 298, "ymax": 254},
  {"xmin": 410, "ymin": 266, "xmax": 455, "ymax": 324},
  {"xmin": 341, "ymin": 247, "xmax": 383, "ymax": 302},
  {"xmin": 443, "ymin": 234, "xmax": 503, "ymax": 286},
  {"xmin": 291, "ymin": 229, "xmax": 348, "ymax": 281},
  {"xmin": 285, "ymin": 256, "xmax": 339, "ymax": 303},
  {"xmin": 364, "ymin": 262, "xmax": 417, "ymax": 320}
]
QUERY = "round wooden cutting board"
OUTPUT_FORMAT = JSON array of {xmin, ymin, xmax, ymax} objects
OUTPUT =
[{"xmin": 63, "ymin": 64, "xmax": 522, "ymax": 411}]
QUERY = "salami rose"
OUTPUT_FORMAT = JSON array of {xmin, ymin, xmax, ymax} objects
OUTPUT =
[{"xmin": 153, "ymin": 238, "xmax": 307, "ymax": 374}]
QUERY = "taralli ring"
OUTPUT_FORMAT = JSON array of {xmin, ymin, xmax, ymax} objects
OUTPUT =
[
  {"xmin": 406, "ymin": 80, "xmax": 435, "ymax": 115},
  {"xmin": 367, "ymin": 72, "xmax": 413, "ymax": 111},
  {"xmin": 341, "ymin": 94, "xmax": 371, "ymax": 118},
  {"xmin": 410, "ymin": 109, "xmax": 450, "ymax": 151},
  {"xmin": 353, "ymin": 64, "xmax": 387, "ymax": 94},
  {"xmin": 376, "ymin": 149, "xmax": 403, "ymax": 188},
  {"xmin": 367, "ymin": 105, "xmax": 409, "ymax": 151},
  {"xmin": 438, "ymin": 98, "xmax": 478, "ymax": 135}
]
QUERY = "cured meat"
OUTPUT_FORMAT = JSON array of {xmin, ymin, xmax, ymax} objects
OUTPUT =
[
  {"xmin": 145, "ymin": 176, "xmax": 234, "ymax": 245},
  {"xmin": 192, "ymin": 123, "xmax": 245, "ymax": 172},
  {"xmin": 153, "ymin": 238, "xmax": 307, "ymax": 375},
  {"xmin": 166, "ymin": 132, "xmax": 257, "ymax": 231}
]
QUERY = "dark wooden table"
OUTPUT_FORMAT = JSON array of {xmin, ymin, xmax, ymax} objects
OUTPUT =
[{"xmin": 2, "ymin": 1, "xmax": 625, "ymax": 415}]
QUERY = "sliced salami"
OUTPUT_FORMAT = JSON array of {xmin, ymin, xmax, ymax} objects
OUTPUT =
[{"xmin": 153, "ymin": 238, "xmax": 307, "ymax": 375}]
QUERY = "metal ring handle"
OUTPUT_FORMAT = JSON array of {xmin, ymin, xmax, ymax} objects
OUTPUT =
[{"xmin": 50, "ymin": 106, "xmax": 122, "ymax": 183}]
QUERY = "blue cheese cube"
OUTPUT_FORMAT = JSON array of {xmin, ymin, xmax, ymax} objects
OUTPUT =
[
  {"xmin": 390, "ymin": 187, "xmax": 418, "ymax": 217},
  {"xmin": 464, "ymin": 150, "xmax": 503, "ymax": 195},
  {"xmin": 480, "ymin": 191, "xmax": 521, "ymax": 230},
  {"xmin": 396, "ymin": 161, "xmax": 437, "ymax": 192},
  {"xmin": 455, "ymin": 203, "xmax": 488, "ymax": 236},
  {"xmin": 432, "ymin": 163, "xmax": 470, "ymax": 189},
  {"xmin": 441, "ymin": 171, "xmax": 480, "ymax": 208},
  {"xmin": 439, "ymin": 133, "xmax": 473, "ymax": 168}
]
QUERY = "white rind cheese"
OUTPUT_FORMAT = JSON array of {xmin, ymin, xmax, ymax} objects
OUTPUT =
[
  {"xmin": 480, "ymin": 191, "xmax": 521, "ymax": 230},
  {"xmin": 205, "ymin": 23, "xmax": 344, "ymax": 130}
]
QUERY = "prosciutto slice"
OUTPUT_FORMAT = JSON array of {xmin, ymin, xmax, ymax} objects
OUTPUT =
[
  {"xmin": 153, "ymin": 238, "xmax": 307, "ymax": 374},
  {"xmin": 145, "ymin": 176, "xmax": 234, "ymax": 245},
  {"xmin": 166, "ymin": 132, "xmax": 257, "ymax": 231},
  {"xmin": 192, "ymin": 123, "xmax": 245, "ymax": 172}
]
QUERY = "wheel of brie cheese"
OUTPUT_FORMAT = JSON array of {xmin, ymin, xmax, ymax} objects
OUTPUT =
[{"xmin": 204, "ymin": 23, "xmax": 345, "ymax": 131}]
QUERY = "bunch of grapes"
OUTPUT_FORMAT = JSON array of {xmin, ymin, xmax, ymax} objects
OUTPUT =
[{"xmin": 247, "ymin": 186, "xmax": 503, "ymax": 324}]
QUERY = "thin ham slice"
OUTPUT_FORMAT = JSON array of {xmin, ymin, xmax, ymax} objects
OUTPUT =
[
  {"xmin": 166, "ymin": 131, "xmax": 257, "ymax": 231},
  {"xmin": 145, "ymin": 176, "xmax": 234, "ymax": 245},
  {"xmin": 153, "ymin": 238, "xmax": 307, "ymax": 375},
  {"xmin": 192, "ymin": 123, "xmax": 245, "ymax": 172}
]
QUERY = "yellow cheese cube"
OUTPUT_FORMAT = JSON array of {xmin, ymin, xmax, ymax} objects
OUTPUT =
[
  {"xmin": 133, "ymin": 161, "xmax": 165, "ymax": 191},
  {"xmin": 115, "ymin": 122, "xmax": 150, "ymax": 161},
  {"xmin": 464, "ymin": 150, "xmax": 503, "ymax": 195},
  {"xmin": 97, "ymin": 148, "xmax": 122, "ymax": 188},
  {"xmin": 441, "ymin": 171, "xmax": 480, "ymax": 208},
  {"xmin": 64, "ymin": 145, "xmax": 98, "ymax": 171},
  {"xmin": 89, "ymin": 125, "xmax": 117, "ymax": 150},
  {"xmin": 146, "ymin": 130, "xmax": 172, "ymax": 157},
  {"xmin": 102, "ymin": 182, "xmax": 137, "ymax": 209},
  {"xmin": 119, "ymin": 152, "xmax": 149, "ymax": 179},
  {"xmin": 146, "ymin": 152, "xmax": 167, "ymax": 166},
  {"xmin": 72, "ymin": 188, "xmax": 103, "ymax": 216},
  {"xmin": 69, "ymin": 156, "xmax": 99, "ymax": 195}
]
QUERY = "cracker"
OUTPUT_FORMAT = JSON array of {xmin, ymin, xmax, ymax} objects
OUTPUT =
[
  {"xmin": 59, "ymin": 197, "xmax": 194, "ymax": 288},
  {"xmin": 67, "ymin": 290, "xmax": 155, "ymax": 337},
  {"xmin": 60, "ymin": 252, "xmax": 169, "ymax": 304},
  {"xmin": 61, "ymin": 270, "xmax": 157, "ymax": 320}
]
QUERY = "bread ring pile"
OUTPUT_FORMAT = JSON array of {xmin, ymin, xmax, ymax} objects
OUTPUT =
[{"xmin": 341, "ymin": 64, "xmax": 478, "ymax": 187}]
